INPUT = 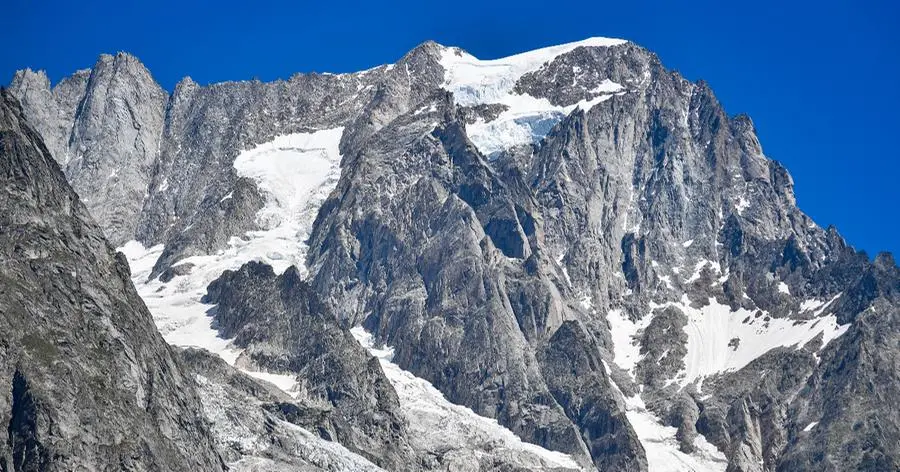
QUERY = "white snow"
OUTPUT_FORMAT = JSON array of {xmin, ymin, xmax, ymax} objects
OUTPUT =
[
  {"xmin": 735, "ymin": 196, "xmax": 750, "ymax": 215},
  {"xmin": 623, "ymin": 395, "xmax": 727, "ymax": 471},
  {"xmin": 802, "ymin": 421, "xmax": 818, "ymax": 432},
  {"xmin": 118, "ymin": 241, "xmax": 303, "ymax": 397},
  {"xmin": 440, "ymin": 37, "xmax": 626, "ymax": 106},
  {"xmin": 605, "ymin": 293, "xmax": 850, "ymax": 390},
  {"xmin": 682, "ymin": 239, "xmax": 694, "ymax": 248},
  {"xmin": 672, "ymin": 296, "xmax": 848, "ymax": 386},
  {"xmin": 799, "ymin": 298, "xmax": 826, "ymax": 313},
  {"xmin": 350, "ymin": 327, "xmax": 585, "ymax": 471},
  {"xmin": 603, "ymin": 362, "xmax": 727, "ymax": 471},
  {"xmin": 590, "ymin": 78, "xmax": 625, "ymax": 94},
  {"xmin": 607, "ymin": 309, "xmax": 652, "ymax": 377},
  {"xmin": 231, "ymin": 127, "xmax": 344, "ymax": 275},
  {"xmin": 777, "ymin": 281, "xmax": 791, "ymax": 295},
  {"xmin": 439, "ymin": 38, "xmax": 627, "ymax": 156},
  {"xmin": 685, "ymin": 259, "xmax": 721, "ymax": 284},
  {"xmin": 117, "ymin": 127, "xmax": 345, "ymax": 400}
]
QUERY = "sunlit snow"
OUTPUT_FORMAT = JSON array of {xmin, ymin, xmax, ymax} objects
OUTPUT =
[
  {"xmin": 678, "ymin": 296, "xmax": 847, "ymax": 386},
  {"xmin": 118, "ymin": 127, "xmax": 346, "ymax": 398},
  {"xmin": 607, "ymin": 308, "xmax": 652, "ymax": 376},
  {"xmin": 439, "ymin": 37, "xmax": 628, "ymax": 157},
  {"xmin": 603, "ymin": 361, "xmax": 728, "ymax": 472},
  {"xmin": 777, "ymin": 281, "xmax": 791, "ymax": 295},
  {"xmin": 231, "ymin": 127, "xmax": 345, "ymax": 275},
  {"xmin": 351, "ymin": 327, "xmax": 586, "ymax": 471},
  {"xmin": 605, "ymin": 295, "xmax": 850, "ymax": 390}
]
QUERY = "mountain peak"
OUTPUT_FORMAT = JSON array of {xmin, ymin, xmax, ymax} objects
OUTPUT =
[{"xmin": 9, "ymin": 68, "xmax": 50, "ymax": 92}]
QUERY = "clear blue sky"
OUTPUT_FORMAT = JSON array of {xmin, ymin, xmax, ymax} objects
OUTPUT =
[{"xmin": 2, "ymin": 0, "xmax": 897, "ymax": 257}]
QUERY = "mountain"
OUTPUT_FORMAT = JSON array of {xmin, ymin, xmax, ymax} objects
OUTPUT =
[
  {"xmin": 6, "ymin": 37, "xmax": 900, "ymax": 471},
  {"xmin": 0, "ymin": 88, "xmax": 224, "ymax": 471}
]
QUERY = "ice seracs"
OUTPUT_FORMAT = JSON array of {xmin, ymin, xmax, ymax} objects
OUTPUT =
[
  {"xmin": 438, "ymin": 37, "xmax": 628, "ymax": 157},
  {"xmin": 351, "ymin": 327, "xmax": 586, "ymax": 471},
  {"xmin": 118, "ymin": 127, "xmax": 346, "ymax": 398},
  {"xmin": 232, "ymin": 127, "xmax": 345, "ymax": 276}
]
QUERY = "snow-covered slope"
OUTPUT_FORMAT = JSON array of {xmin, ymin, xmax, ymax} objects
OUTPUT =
[
  {"xmin": 231, "ymin": 127, "xmax": 344, "ymax": 276},
  {"xmin": 439, "ymin": 37, "xmax": 627, "ymax": 156},
  {"xmin": 351, "ymin": 327, "xmax": 586, "ymax": 471},
  {"xmin": 607, "ymin": 295, "xmax": 849, "ymax": 390},
  {"xmin": 118, "ymin": 127, "xmax": 344, "ymax": 388},
  {"xmin": 621, "ymin": 393, "xmax": 727, "ymax": 472}
]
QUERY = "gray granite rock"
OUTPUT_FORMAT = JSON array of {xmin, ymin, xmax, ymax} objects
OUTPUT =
[
  {"xmin": 202, "ymin": 261, "xmax": 419, "ymax": 470},
  {"xmin": 7, "ymin": 37, "xmax": 900, "ymax": 471},
  {"xmin": 0, "ymin": 89, "xmax": 224, "ymax": 471}
]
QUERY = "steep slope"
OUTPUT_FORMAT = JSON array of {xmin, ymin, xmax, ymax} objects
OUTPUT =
[
  {"xmin": 304, "ymin": 89, "xmax": 645, "ymax": 470},
  {"xmin": 8, "ymin": 37, "xmax": 900, "ymax": 471},
  {"xmin": 10, "ymin": 53, "xmax": 167, "ymax": 245},
  {"xmin": 178, "ymin": 347, "xmax": 388, "ymax": 472},
  {"xmin": 201, "ymin": 261, "xmax": 419, "ymax": 470},
  {"xmin": 0, "ymin": 89, "xmax": 223, "ymax": 470}
]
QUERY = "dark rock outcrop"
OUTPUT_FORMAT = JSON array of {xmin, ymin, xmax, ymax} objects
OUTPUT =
[{"xmin": 202, "ymin": 261, "xmax": 418, "ymax": 470}]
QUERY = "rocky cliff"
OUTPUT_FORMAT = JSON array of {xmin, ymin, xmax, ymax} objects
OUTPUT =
[
  {"xmin": 0, "ymin": 88, "xmax": 224, "ymax": 471},
  {"xmin": 7, "ymin": 37, "xmax": 899, "ymax": 471}
]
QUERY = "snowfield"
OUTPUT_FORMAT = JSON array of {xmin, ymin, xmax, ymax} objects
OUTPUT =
[
  {"xmin": 607, "ymin": 295, "xmax": 849, "ymax": 390},
  {"xmin": 231, "ymin": 127, "xmax": 345, "ymax": 276},
  {"xmin": 439, "ymin": 37, "xmax": 628, "ymax": 157},
  {"xmin": 118, "ymin": 127, "xmax": 345, "ymax": 393},
  {"xmin": 604, "ymin": 365, "xmax": 728, "ymax": 472}
]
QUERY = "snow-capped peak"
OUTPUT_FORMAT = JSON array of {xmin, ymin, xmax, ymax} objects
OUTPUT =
[
  {"xmin": 438, "ymin": 37, "xmax": 627, "ymax": 106},
  {"xmin": 437, "ymin": 37, "xmax": 628, "ymax": 158}
]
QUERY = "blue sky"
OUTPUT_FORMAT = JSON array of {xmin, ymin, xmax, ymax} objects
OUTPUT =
[{"xmin": 2, "ymin": 0, "xmax": 898, "ymax": 256}]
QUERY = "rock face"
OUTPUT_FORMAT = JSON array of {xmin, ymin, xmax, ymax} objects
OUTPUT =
[
  {"xmin": 0, "ymin": 89, "xmax": 224, "ymax": 470},
  {"xmin": 202, "ymin": 261, "xmax": 418, "ymax": 470},
  {"xmin": 7, "ymin": 37, "xmax": 900, "ymax": 471},
  {"xmin": 11, "ymin": 54, "xmax": 167, "ymax": 245},
  {"xmin": 177, "ymin": 347, "xmax": 387, "ymax": 472}
]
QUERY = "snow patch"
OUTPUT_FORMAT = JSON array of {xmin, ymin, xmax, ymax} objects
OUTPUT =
[
  {"xmin": 671, "ymin": 297, "xmax": 848, "ymax": 386},
  {"xmin": 735, "ymin": 196, "xmax": 750, "ymax": 215},
  {"xmin": 605, "ymin": 366, "xmax": 727, "ymax": 471},
  {"xmin": 799, "ymin": 298, "xmax": 826, "ymax": 313},
  {"xmin": 604, "ymin": 292, "xmax": 849, "ymax": 389},
  {"xmin": 685, "ymin": 259, "xmax": 721, "ymax": 284},
  {"xmin": 590, "ymin": 78, "xmax": 625, "ymax": 94},
  {"xmin": 607, "ymin": 309, "xmax": 652, "ymax": 377},
  {"xmin": 232, "ymin": 127, "xmax": 344, "ymax": 275},
  {"xmin": 802, "ymin": 422, "xmax": 818, "ymax": 432},
  {"xmin": 777, "ymin": 281, "xmax": 791, "ymax": 295},
  {"xmin": 440, "ymin": 37, "xmax": 626, "ymax": 106},
  {"xmin": 624, "ymin": 396, "xmax": 727, "ymax": 471}
]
